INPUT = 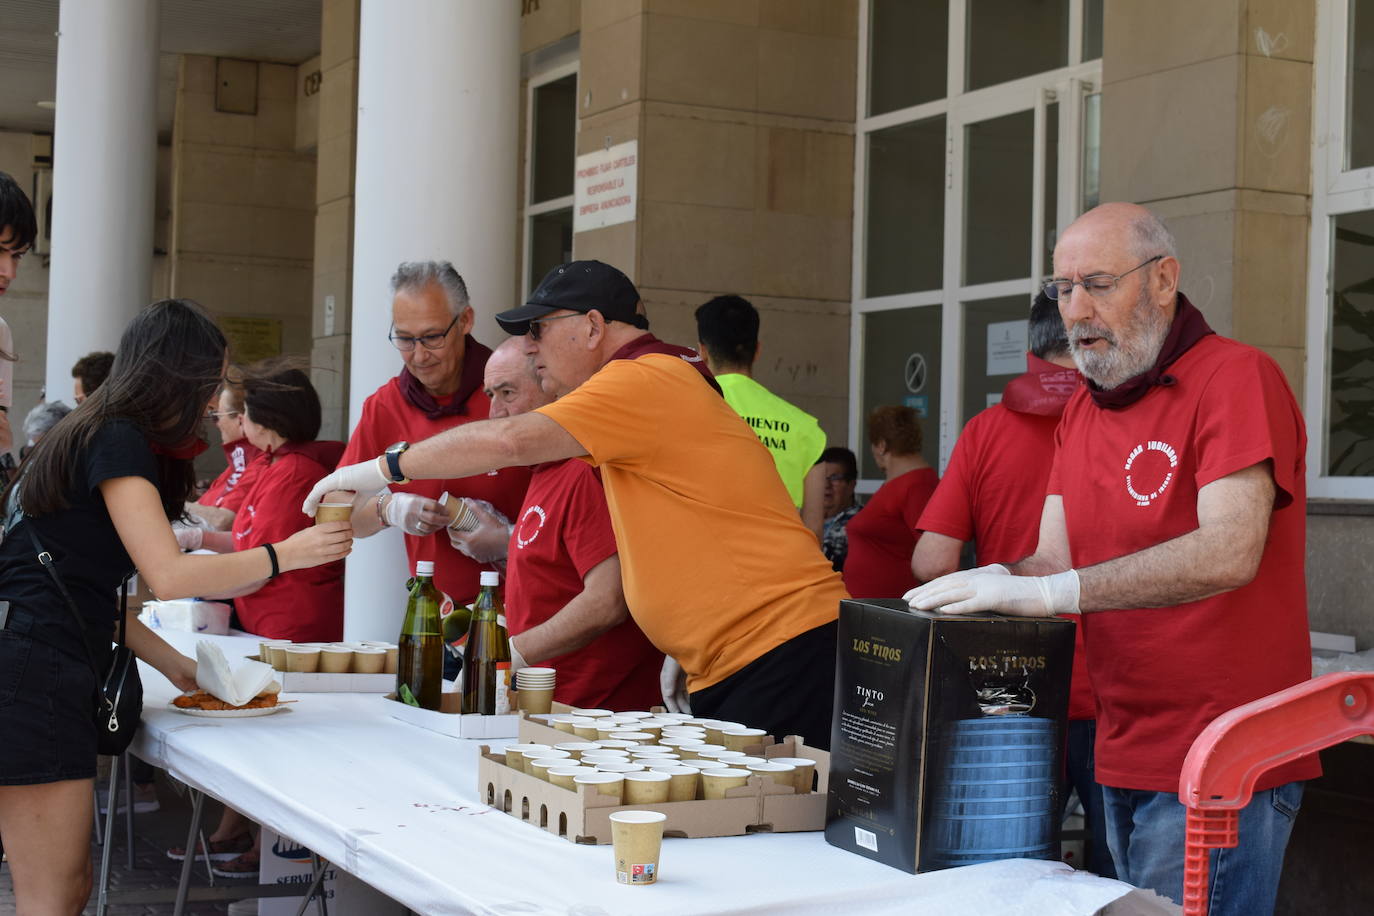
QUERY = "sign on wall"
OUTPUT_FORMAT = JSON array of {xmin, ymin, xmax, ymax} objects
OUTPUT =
[{"xmin": 574, "ymin": 140, "xmax": 638, "ymax": 232}]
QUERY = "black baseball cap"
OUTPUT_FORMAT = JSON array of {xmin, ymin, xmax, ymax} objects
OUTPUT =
[{"xmin": 496, "ymin": 260, "xmax": 646, "ymax": 335}]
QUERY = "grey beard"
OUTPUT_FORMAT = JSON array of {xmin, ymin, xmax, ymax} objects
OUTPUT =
[{"xmin": 1069, "ymin": 291, "xmax": 1171, "ymax": 390}]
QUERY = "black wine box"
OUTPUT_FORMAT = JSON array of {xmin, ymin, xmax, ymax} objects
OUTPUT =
[{"xmin": 824, "ymin": 599, "xmax": 1076, "ymax": 874}]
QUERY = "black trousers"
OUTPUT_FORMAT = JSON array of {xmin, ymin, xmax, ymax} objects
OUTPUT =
[{"xmin": 689, "ymin": 621, "xmax": 837, "ymax": 751}]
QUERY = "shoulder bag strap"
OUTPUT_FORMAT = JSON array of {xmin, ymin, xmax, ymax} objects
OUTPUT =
[{"xmin": 25, "ymin": 524, "xmax": 103, "ymax": 677}]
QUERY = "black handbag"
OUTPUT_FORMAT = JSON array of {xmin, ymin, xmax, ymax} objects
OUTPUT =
[{"xmin": 27, "ymin": 526, "xmax": 143, "ymax": 756}]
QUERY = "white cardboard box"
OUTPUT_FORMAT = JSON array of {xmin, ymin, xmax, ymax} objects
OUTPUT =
[
  {"xmin": 259, "ymin": 828, "xmax": 404, "ymax": 915},
  {"xmin": 247, "ymin": 656, "xmax": 395, "ymax": 693},
  {"xmin": 382, "ymin": 692, "xmax": 520, "ymax": 739}
]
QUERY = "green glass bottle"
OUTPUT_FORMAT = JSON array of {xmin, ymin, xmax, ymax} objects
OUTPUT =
[
  {"xmin": 396, "ymin": 560, "xmax": 443, "ymax": 710},
  {"xmin": 462, "ymin": 570, "xmax": 511, "ymax": 715}
]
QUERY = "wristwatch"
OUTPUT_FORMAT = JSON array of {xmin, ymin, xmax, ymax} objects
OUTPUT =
[{"xmin": 384, "ymin": 441, "xmax": 410, "ymax": 484}]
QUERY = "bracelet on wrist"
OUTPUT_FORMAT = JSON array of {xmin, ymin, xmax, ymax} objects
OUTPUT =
[
  {"xmin": 376, "ymin": 491, "xmax": 389, "ymax": 528},
  {"xmin": 263, "ymin": 542, "xmax": 280, "ymax": 579}
]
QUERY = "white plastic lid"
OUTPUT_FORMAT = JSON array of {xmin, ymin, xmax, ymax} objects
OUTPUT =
[
  {"xmin": 480, "ymin": 570, "xmax": 500, "ymax": 587},
  {"xmin": 415, "ymin": 560, "xmax": 434, "ymax": 576}
]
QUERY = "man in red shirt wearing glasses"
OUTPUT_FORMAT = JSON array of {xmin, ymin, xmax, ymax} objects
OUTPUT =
[
  {"xmin": 908, "ymin": 203, "xmax": 1316, "ymax": 915},
  {"xmin": 337, "ymin": 260, "xmax": 529, "ymax": 608}
]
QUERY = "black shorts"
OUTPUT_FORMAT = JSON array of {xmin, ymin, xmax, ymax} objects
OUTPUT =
[
  {"xmin": 0, "ymin": 605, "xmax": 99, "ymax": 785},
  {"xmin": 689, "ymin": 621, "xmax": 837, "ymax": 751}
]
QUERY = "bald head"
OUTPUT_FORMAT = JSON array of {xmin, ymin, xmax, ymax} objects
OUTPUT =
[
  {"xmin": 484, "ymin": 336, "xmax": 552, "ymax": 419},
  {"xmin": 1052, "ymin": 203, "xmax": 1182, "ymax": 390}
]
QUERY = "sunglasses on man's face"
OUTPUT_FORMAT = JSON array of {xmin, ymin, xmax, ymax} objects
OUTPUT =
[{"xmin": 528, "ymin": 312, "xmax": 584, "ymax": 342}]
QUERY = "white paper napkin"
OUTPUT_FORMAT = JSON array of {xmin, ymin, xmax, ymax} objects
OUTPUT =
[{"xmin": 195, "ymin": 640, "xmax": 278, "ymax": 706}]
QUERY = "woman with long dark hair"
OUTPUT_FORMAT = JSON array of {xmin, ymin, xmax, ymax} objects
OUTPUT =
[{"xmin": 0, "ymin": 300, "xmax": 352, "ymax": 914}]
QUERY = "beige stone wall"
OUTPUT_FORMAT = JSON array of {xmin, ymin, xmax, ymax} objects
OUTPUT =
[
  {"xmin": 1100, "ymin": 0, "xmax": 1314, "ymax": 403},
  {"xmin": 311, "ymin": 0, "xmax": 360, "ymax": 441},
  {"xmin": 168, "ymin": 55, "xmax": 316, "ymax": 373},
  {"xmin": 526, "ymin": 0, "xmax": 858, "ymax": 446}
]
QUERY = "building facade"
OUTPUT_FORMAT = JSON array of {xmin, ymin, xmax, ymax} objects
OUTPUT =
[{"xmin": 1, "ymin": 0, "xmax": 1372, "ymax": 648}]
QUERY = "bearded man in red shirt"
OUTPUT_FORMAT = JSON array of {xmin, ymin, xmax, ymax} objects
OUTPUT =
[{"xmin": 907, "ymin": 202, "xmax": 1315, "ymax": 915}]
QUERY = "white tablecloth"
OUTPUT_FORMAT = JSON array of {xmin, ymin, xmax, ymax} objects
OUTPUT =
[{"xmin": 133, "ymin": 631, "xmax": 1164, "ymax": 916}]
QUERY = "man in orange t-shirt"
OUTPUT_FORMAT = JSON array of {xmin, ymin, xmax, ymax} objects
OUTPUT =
[{"xmin": 307, "ymin": 261, "xmax": 848, "ymax": 748}]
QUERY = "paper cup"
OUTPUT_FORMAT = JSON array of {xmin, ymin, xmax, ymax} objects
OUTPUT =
[
  {"xmin": 729, "ymin": 756, "xmax": 767, "ymax": 767},
  {"xmin": 548, "ymin": 714, "xmax": 584, "ymax": 734},
  {"xmin": 622, "ymin": 771, "xmax": 671, "ymax": 805},
  {"xmin": 264, "ymin": 643, "xmax": 292, "ymax": 670},
  {"xmin": 611, "ymin": 810, "xmax": 666, "ymax": 886},
  {"xmin": 284, "ymin": 646, "xmax": 321, "ymax": 672},
  {"xmin": 595, "ymin": 739, "xmax": 638, "ymax": 750},
  {"xmin": 770, "ymin": 757, "xmax": 817, "ymax": 794},
  {"xmin": 721, "ymin": 727, "xmax": 767, "ymax": 752},
  {"xmin": 658, "ymin": 712, "xmax": 695, "ymax": 721},
  {"xmin": 650, "ymin": 766, "xmax": 699, "ymax": 802},
  {"xmin": 516, "ymin": 666, "xmax": 556, "ymax": 683},
  {"xmin": 553, "ymin": 742, "xmax": 600, "ymax": 760},
  {"xmin": 527, "ymin": 758, "xmax": 568, "ymax": 782},
  {"xmin": 607, "ymin": 730, "xmax": 654, "ymax": 745},
  {"xmin": 548, "ymin": 766, "xmax": 596, "ymax": 791},
  {"xmin": 746, "ymin": 761, "xmax": 796, "ymax": 790},
  {"xmin": 580, "ymin": 752, "xmax": 630, "ymax": 766},
  {"xmin": 574, "ymin": 772, "xmax": 624, "ymax": 803},
  {"xmin": 678, "ymin": 759, "xmax": 728, "ymax": 772},
  {"xmin": 258, "ymin": 639, "xmax": 290, "ymax": 662},
  {"xmin": 353, "ymin": 647, "xmax": 386, "ymax": 674},
  {"xmin": 573, "ymin": 722, "xmax": 602, "ymax": 740},
  {"xmin": 518, "ymin": 687, "xmax": 555, "ymax": 715},
  {"xmin": 701, "ymin": 767, "xmax": 752, "ymax": 800},
  {"xmin": 314, "ymin": 496, "xmax": 354, "ymax": 525},
  {"xmin": 522, "ymin": 748, "xmax": 571, "ymax": 768},
  {"xmin": 697, "ymin": 748, "xmax": 743, "ymax": 762},
  {"xmin": 503, "ymin": 744, "xmax": 551, "ymax": 773},
  {"xmin": 630, "ymin": 747, "xmax": 678, "ymax": 758},
  {"xmin": 380, "ymin": 645, "xmax": 399, "ymax": 675},
  {"xmin": 440, "ymin": 492, "xmax": 482, "ymax": 532},
  {"xmin": 570, "ymin": 708, "xmax": 614, "ymax": 718},
  {"xmin": 594, "ymin": 762, "xmax": 645, "ymax": 774},
  {"xmin": 319, "ymin": 646, "xmax": 353, "ymax": 673}
]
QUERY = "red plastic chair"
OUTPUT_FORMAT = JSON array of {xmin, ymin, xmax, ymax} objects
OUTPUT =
[{"xmin": 1177, "ymin": 672, "xmax": 1374, "ymax": 916}]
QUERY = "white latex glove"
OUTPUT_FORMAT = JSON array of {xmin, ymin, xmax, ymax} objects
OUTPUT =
[
  {"xmin": 173, "ymin": 524, "xmax": 204, "ymax": 552},
  {"xmin": 302, "ymin": 457, "xmax": 389, "ymax": 516},
  {"xmin": 659, "ymin": 656, "xmax": 691, "ymax": 714},
  {"xmin": 508, "ymin": 636, "xmax": 528, "ymax": 675},
  {"xmin": 384, "ymin": 491, "xmax": 450, "ymax": 537},
  {"xmin": 905, "ymin": 568, "xmax": 1081, "ymax": 617},
  {"xmin": 447, "ymin": 499, "xmax": 512, "ymax": 564}
]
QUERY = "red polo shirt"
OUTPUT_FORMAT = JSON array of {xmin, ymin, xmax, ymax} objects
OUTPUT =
[
  {"xmin": 842, "ymin": 467, "xmax": 938, "ymax": 599},
  {"xmin": 505, "ymin": 459, "xmax": 662, "ymax": 710},
  {"xmin": 232, "ymin": 442, "xmax": 345, "ymax": 641},
  {"xmin": 1048, "ymin": 334, "xmax": 1318, "ymax": 792}
]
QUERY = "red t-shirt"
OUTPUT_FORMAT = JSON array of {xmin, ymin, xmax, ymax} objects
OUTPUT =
[
  {"xmin": 231, "ymin": 445, "xmax": 345, "ymax": 642},
  {"xmin": 918, "ymin": 404, "xmax": 1097, "ymax": 721},
  {"xmin": 198, "ymin": 439, "xmax": 265, "ymax": 513},
  {"xmin": 1048, "ymin": 334, "xmax": 1319, "ymax": 792},
  {"xmin": 505, "ymin": 459, "xmax": 663, "ymax": 710},
  {"xmin": 842, "ymin": 467, "xmax": 938, "ymax": 599},
  {"xmin": 340, "ymin": 376, "xmax": 531, "ymax": 605}
]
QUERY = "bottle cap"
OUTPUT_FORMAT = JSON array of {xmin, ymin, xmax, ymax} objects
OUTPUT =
[
  {"xmin": 480, "ymin": 570, "xmax": 500, "ymax": 587},
  {"xmin": 415, "ymin": 560, "xmax": 435, "ymax": 577}
]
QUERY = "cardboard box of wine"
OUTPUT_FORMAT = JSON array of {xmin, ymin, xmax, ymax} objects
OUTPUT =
[{"xmin": 824, "ymin": 599, "xmax": 1075, "ymax": 874}]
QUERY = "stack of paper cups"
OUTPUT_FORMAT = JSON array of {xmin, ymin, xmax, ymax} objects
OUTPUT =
[{"xmin": 516, "ymin": 667, "xmax": 556, "ymax": 714}]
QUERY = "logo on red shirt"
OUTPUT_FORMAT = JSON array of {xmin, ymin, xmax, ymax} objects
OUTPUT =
[
  {"xmin": 515, "ymin": 504, "xmax": 547, "ymax": 549},
  {"xmin": 1124, "ymin": 440, "xmax": 1179, "ymax": 507}
]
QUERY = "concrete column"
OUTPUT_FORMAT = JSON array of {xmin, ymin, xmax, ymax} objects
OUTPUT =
[
  {"xmin": 344, "ymin": 0, "xmax": 519, "ymax": 640},
  {"xmin": 46, "ymin": 0, "xmax": 159, "ymax": 404}
]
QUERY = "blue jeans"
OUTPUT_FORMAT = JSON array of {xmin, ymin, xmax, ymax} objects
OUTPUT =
[
  {"xmin": 1062, "ymin": 719, "xmax": 1116, "ymax": 878},
  {"xmin": 1102, "ymin": 781, "xmax": 1303, "ymax": 915}
]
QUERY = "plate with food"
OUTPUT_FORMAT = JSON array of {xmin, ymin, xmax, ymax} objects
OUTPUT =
[{"xmin": 171, "ymin": 686, "xmax": 287, "ymax": 717}]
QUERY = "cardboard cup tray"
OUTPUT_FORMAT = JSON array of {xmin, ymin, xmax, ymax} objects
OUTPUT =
[
  {"xmin": 247, "ymin": 655, "xmax": 395, "ymax": 693},
  {"xmin": 476, "ymin": 735, "xmax": 830, "ymax": 844},
  {"xmin": 383, "ymin": 692, "xmax": 520, "ymax": 739}
]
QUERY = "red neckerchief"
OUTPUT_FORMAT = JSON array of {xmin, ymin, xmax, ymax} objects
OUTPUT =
[
  {"xmin": 606, "ymin": 333, "xmax": 723, "ymax": 395},
  {"xmin": 397, "ymin": 335, "xmax": 492, "ymax": 420},
  {"xmin": 150, "ymin": 436, "xmax": 210, "ymax": 460},
  {"xmin": 1086, "ymin": 293, "xmax": 1214, "ymax": 410},
  {"xmin": 1001, "ymin": 354, "xmax": 1082, "ymax": 417}
]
